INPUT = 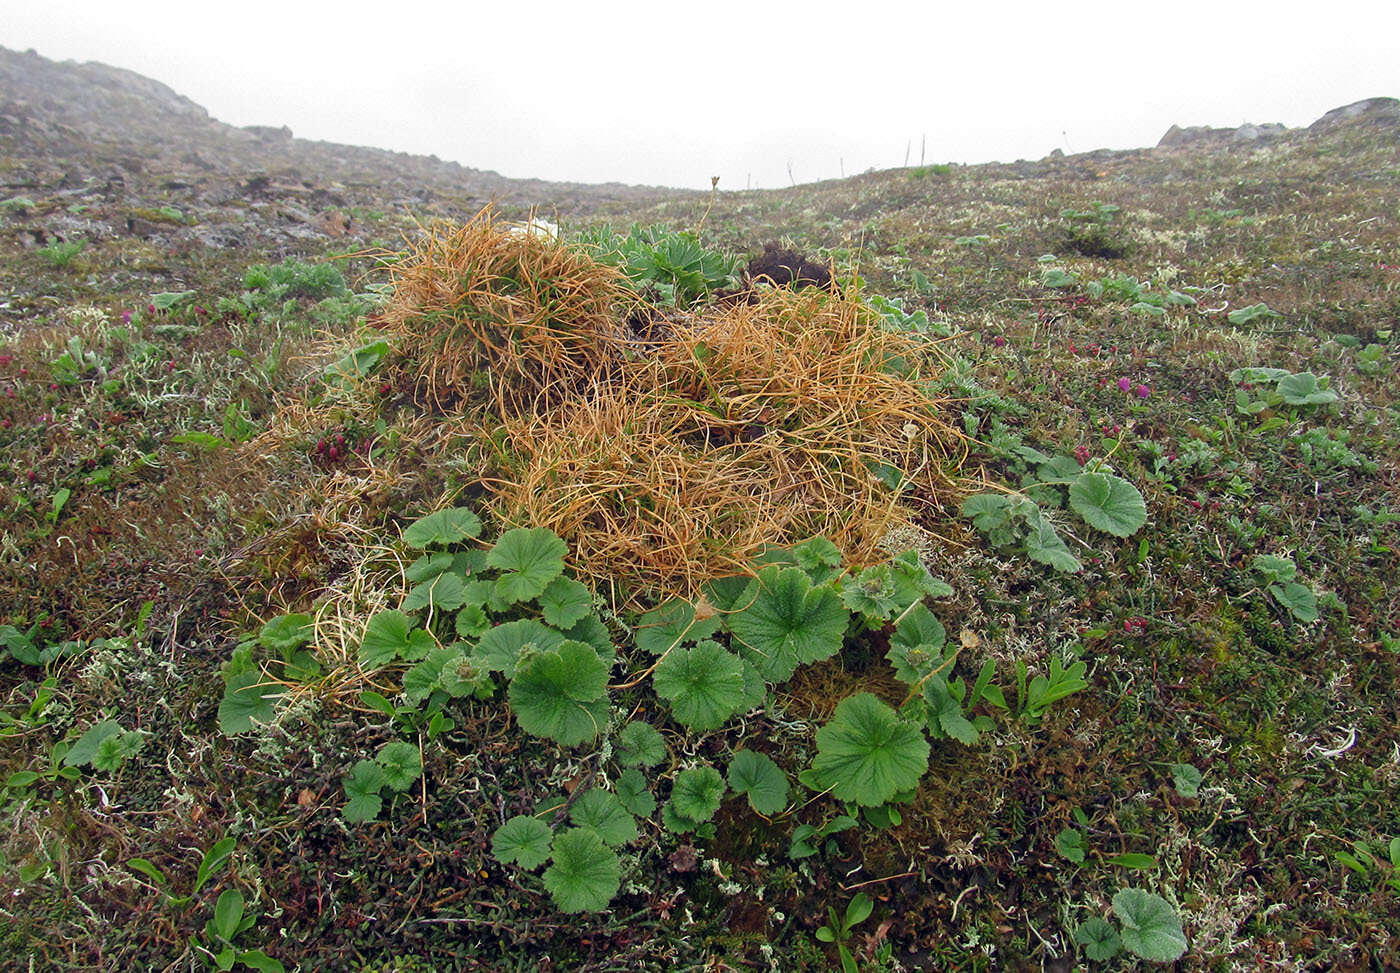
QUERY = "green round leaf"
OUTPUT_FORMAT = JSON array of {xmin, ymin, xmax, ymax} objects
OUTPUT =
[
  {"xmin": 669, "ymin": 764, "xmax": 725, "ymax": 825},
  {"xmin": 652, "ymin": 640, "xmax": 747, "ymax": 731},
  {"xmin": 810, "ymin": 693, "xmax": 931, "ymax": 806},
  {"xmin": 615, "ymin": 721, "xmax": 666, "ymax": 767},
  {"xmin": 728, "ymin": 566, "xmax": 849, "ymax": 682},
  {"xmin": 492, "ymin": 814, "xmax": 553, "ymax": 869},
  {"xmin": 472, "ymin": 619, "xmax": 566, "ymax": 678},
  {"xmin": 570, "ymin": 787, "xmax": 637, "ymax": 847},
  {"xmin": 342, "ymin": 759, "xmax": 386, "ymax": 823},
  {"xmin": 539, "ymin": 576, "xmax": 593, "ymax": 629},
  {"xmin": 543, "ymin": 828, "xmax": 621, "ymax": 913},
  {"xmin": 402, "ymin": 571, "xmax": 467, "ymax": 614},
  {"xmin": 1112, "ymin": 888, "xmax": 1188, "ymax": 962},
  {"xmin": 1270, "ymin": 581, "xmax": 1318, "ymax": 623},
  {"xmin": 360, "ymin": 610, "xmax": 435, "ymax": 668},
  {"xmin": 727, "ymin": 750, "xmax": 789, "ymax": 815},
  {"xmin": 1170, "ymin": 762, "xmax": 1202, "ymax": 798},
  {"xmin": 508, "ymin": 641, "xmax": 610, "ymax": 747},
  {"xmin": 218, "ymin": 673, "xmax": 283, "ymax": 735},
  {"xmin": 405, "ymin": 551, "xmax": 456, "ymax": 584},
  {"xmin": 1068, "ymin": 472, "xmax": 1148, "ymax": 538},
  {"xmin": 614, "ymin": 768, "xmax": 656, "ymax": 817},
  {"xmin": 402, "ymin": 506, "xmax": 483, "ymax": 548},
  {"xmin": 258, "ymin": 613, "xmax": 313, "ymax": 654},
  {"xmin": 487, "ymin": 527, "xmax": 568, "ymax": 604},
  {"xmin": 1075, "ymin": 916, "xmax": 1122, "ymax": 961},
  {"xmin": 375, "ymin": 740, "xmax": 422, "ymax": 792}
]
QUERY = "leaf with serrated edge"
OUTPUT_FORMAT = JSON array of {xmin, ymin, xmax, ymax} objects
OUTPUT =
[
  {"xmin": 508, "ymin": 641, "xmax": 610, "ymax": 747},
  {"xmin": 402, "ymin": 507, "xmax": 482, "ymax": 548},
  {"xmin": 543, "ymin": 828, "xmax": 620, "ymax": 913},
  {"xmin": 810, "ymin": 693, "xmax": 930, "ymax": 806},
  {"xmin": 1069, "ymin": 473, "xmax": 1148, "ymax": 538},
  {"xmin": 728, "ymin": 566, "xmax": 848, "ymax": 682},
  {"xmin": 487, "ymin": 527, "xmax": 568, "ymax": 604},
  {"xmin": 616, "ymin": 721, "xmax": 666, "ymax": 767},
  {"xmin": 727, "ymin": 750, "xmax": 789, "ymax": 815},
  {"xmin": 569, "ymin": 788, "xmax": 637, "ymax": 846},
  {"xmin": 1112, "ymin": 888, "xmax": 1188, "ymax": 962},
  {"xmin": 669, "ymin": 765, "xmax": 725, "ymax": 824},
  {"xmin": 492, "ymin": 814, "xmax": 553, "ymax": 868},
  {"xmin": 653, "ymin": 640, "xmax": 746, "ymax": 731}
]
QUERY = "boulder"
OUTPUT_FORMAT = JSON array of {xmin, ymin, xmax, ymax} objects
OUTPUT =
[{"xmin": 1308, "ymin": 97, "xmax": 1400, "ymax": 133}]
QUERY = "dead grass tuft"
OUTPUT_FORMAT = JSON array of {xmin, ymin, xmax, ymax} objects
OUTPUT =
[
  {"xmin": 480, "ymin": 287, "xmax": 966, "ymax": 603},
  {"xmin": 378, "ymin": 208, "xmax": 635, "ymax": 413}
]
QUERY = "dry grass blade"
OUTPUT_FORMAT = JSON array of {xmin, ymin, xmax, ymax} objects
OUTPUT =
[
  {"xmin": 484, "ymin": 287, "xmax": 967, "ymax": 605},
  {"xmin": 379, "ymin": 207, "xmax": 634, "ymax": 413}
]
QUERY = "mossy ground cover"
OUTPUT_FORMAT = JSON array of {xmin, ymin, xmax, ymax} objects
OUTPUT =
[{"xmin": 1, "ymin": 119, "xmax": 1398, "ymax": 971}]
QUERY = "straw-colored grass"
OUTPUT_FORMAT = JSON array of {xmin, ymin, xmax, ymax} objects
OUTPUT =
[
  {"xmin": 481, "ymin": 287, "xmax": 966, "ymax": 604},
  {"xmin": 263, "ymin": 213, "xmax": 968, "ymax": 617},
  {"xmin": 378, "ymin": 209, "xmax": 634, "ymax": 413}
]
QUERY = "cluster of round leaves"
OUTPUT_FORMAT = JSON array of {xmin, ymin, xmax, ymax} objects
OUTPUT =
[
  {"xmin": 489, "ymin": 716, "xmax": 790, "ymax": 912},
  {"xmin": 323, "ymin": 509, "xmax": 990, "ymax": 914}
]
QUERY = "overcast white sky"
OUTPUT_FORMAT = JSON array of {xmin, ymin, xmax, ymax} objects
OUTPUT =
[{"xmin": 6, "ymin": 2, "xmax": 1400, "ymax": 190}]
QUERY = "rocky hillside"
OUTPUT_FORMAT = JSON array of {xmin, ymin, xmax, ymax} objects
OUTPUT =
[{"xmin": 0, "ymin": 45, "xmax": 689, "ymax": 329}]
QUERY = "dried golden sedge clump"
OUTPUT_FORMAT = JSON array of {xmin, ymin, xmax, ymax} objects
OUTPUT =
[
  {"xmin": 379, "ymin": 209, "xmax": 634, "ymax": 412},
  {"xmin": 484, "ymin": 287, "xmax": 966, "ymax": 603}
]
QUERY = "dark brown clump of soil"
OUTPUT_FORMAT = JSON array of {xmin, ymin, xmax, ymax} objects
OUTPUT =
[{"xmin": 747, "ymin": 244, "xmax": 833, "ymax": 290}]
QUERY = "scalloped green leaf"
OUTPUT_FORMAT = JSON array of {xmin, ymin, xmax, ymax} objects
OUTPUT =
[
  {"xmin": 668, "ymin": 764, "xmax": 725, "ymax": 827},
  {"xmin": 258, "ymin": 613, "xmax": 313, "ymax": 654},
  {"xmin": 342, "ymin": 759, "xmax": 386, "ymax": 822},
  {"xmin": 728, "ymin": 566, "xmax": 848, "ymax": 682},
  {"xmin": 360, "ymin": 610, "xmax": 435, "ymax": 668},
  {"xmin": 508, "ymin": 641, "xmax": 610, "ymax": 746},
  {"xmin": 1270, "ymin": 581, "xmax": 1318, "ymax": 622},
  {"xmin": 218, "ymin": 671, "xmax": 283, "ymax": 735},
  {"xmin": 492, "ymin": 814, "xmax": 553, "ymax": 869},
  {"xmin": 791, "ymin": 536, "xmax": 845, "ymax": 585},
  {"xmin": 810, "ymin": 693, "xmax": 930, "ymax": 806},
  {"xmin": 1112, "ymin": 888, "xmax": 1188, "ymax": 962},
  {"xmin": 727, "ymin": 750, "xmax": 789, "ymax": 815},
  {"xmin": 64, "ymin": 720, "xmax": 124, "ymax": 768},
  {"xmin": 472, "ymin": 619, "xmax": 566, "ymax": 678},
  {"xmin": 1069, "ymin": 473, "xmax": 1148, "ymax": 538},
  {"xmin": 1227, "ymin": 302, "xmax": 1280, "ymax": 326},
  {"xmin": 543, "ymin": 828, "xmax": 620, "ymax": 913},
  {"xmin": 652, "ymin": 640, "xmax": 747, "ymax": 731},
  {"xmin": 487, "ymin": 527, "xmax": 568, "ymax": 604},
  {"xmin": 401, "ymin": 571, "xmax": 467, "ymax": 613},
  {"xmin": 1023, "ymin": 508, "xmax": 1084, "ymax": 572},
  {"xmin": 1276, "ymin": 371, "xmax": 1338, "ymax": 405},
  {"xmin": 1075, "ymin": 916, "xmax": 1122, "ymax": 961},
  {"xmin": 616, "ymin": 721, "xmax": 666, "ymax": 767},
  {"xmin": 375, "ymin": 740, "xmax": 422, "ymax": 792},
  {"xmin": 454, "ymin": 604, "xmax": 490, "ymax": 639},
  {"xmin": 539, "ymin": 576, "xmax": 593, "ymax": 629},
  {"xmin": 402, "ymin": 507, "xmax": 482, "ymax": 549},
  {"xmin": 563, "ymin": 614, "xmax": 615, "ymax": 663},
  {"xmin": 635, "ymin": 597, "xmax": 722, "ymax": 655},
  {"xmin": 570, "ymin": 788, "xmax": 637, "ymax": 847},
  {"xmin": 1252, "ymin": 554, "xmax": 1297, "ymax": 584},
  {"xmin": 615, "ymin": 768, "xmax": 656, "ymax": 817},
  {"xmin": 405, "ymin": 551, "xmax": 456, "ymax": 584}
]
